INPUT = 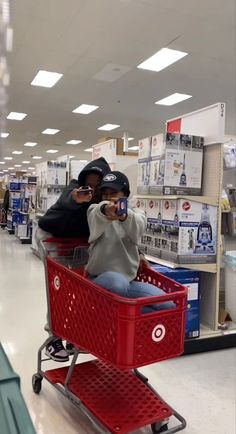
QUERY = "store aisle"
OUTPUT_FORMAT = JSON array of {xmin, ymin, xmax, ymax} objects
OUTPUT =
[{"xmin": 0, "ymin": 228, "xmax": 235, "ymax": 434}]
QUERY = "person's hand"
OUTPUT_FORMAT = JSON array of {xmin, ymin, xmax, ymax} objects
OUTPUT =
[
  {"xmin": 138, "ymin": 253, "xmax": 150, "ymax": 274},
  {"xmin": 103, "ymin": 201, "xmax": 119, "ymax": 220},
  {"xmin": 72, "ymin": 188, "xmax": 93, "ymax": 204}
]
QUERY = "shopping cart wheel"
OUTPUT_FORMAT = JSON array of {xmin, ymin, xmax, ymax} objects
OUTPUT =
[
  {"xmin": 151, "ymin": 422, "xmax": 168, "ymax": 433},
  {"xmin": 32, "ymin": 373, "xmax": 42, "ymax": 394}
]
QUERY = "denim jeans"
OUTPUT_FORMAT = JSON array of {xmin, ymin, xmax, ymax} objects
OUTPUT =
[{"xmin": 90, "ymin": 271, "xmax": 175, "ymax": 313}]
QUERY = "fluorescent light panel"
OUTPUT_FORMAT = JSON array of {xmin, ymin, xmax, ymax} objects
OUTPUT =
[
  {"xmin": 22, "ymin": 161, "xmax": 30, "ymax": 164},
  {"xmin": 7, "ymin": 112, "xmax": 27, "ymax": 120},
  {"xmin": 1, "ymin": 133, "xmax": 9, "ymax": 138},
  {"xmin": 32, "ymin": 156, "xmax": 42, "ymax": 159},
  {"xmin": 46, "ymin": 149, "xmax": 58, "ymax": 153},
  {"xmin": 14, "ymin": 164, "xmax": 21, "ymax": 167},
  {"xmin": 84, "ymin": 148, "xmax": 93, "ymax": 152},
  {"xmin": 66, "ymin": 140, "xmax": 82, "ymax": 145},
  {"xmin": 137, "ymin": 47, "xmax": 188, "ymax": 72},
  {"xmin": 155, "ymin": 93, "xmax": 192, "ymax": 106},
  {"xmin": 69, "ymin": 155, "xmax": 75, "ymax": 159},
  {"xmin": 31, "ymin": 70, "xmax": 63, "ymax": 88},
  {"xmin": 28, "ymin": 167, "xmax": 35, "ymax": 170},
  {"xmin": 129, "ymin": 146, "xmax": 139, "ymax": 150},
  {"xmin": 73, "ymin": 104, "xmax": 99, "ymax": 114},
  {"xmin": 42, "ymin": 128, "xmax": 60, "ymax": 135},
  {"xmin": 4, "ymin": 157, "xmax": 12, "ymax": 160},
  {"xmin": 0, "ymin": 162, "xmax": 5, "ymax": 164},
  {"xmin": 98, "ymin": 124, "xmax": 120, "ymax": 131},
  {"xmin": 24, "ymin": 142, "xmax": 37, "ymax": 147},
  {"xmin": 12, "ymin": 151, "xmax": 23, "ymax": 155}
]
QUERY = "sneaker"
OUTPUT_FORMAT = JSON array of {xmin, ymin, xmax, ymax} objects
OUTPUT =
[{"xmin": 45, "ymin": 338, "xmax": 69, "ymax": 362}]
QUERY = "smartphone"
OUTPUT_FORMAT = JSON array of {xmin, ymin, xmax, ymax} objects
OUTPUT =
[
  {"xmin": 78, "ymin": 186, "xmax": 93, "ymax": 194},
  {"xmin": 116, "ymin": 198, "xmax": 128, "ymax": 216}
]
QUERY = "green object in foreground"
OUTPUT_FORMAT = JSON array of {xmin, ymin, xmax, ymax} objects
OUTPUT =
[{"xmin": 0, "ymin": 343, "xmax": 36, "ymax": 434}]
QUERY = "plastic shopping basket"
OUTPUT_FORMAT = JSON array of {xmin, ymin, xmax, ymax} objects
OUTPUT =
[{"xmin": 44, "ymin": 239, "xmax": 187, "ymax": 369}]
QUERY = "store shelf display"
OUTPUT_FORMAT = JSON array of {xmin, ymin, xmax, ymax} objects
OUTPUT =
[{"xmin": 136, "ymin": 103, "xmax": 236, "ymax": 351}]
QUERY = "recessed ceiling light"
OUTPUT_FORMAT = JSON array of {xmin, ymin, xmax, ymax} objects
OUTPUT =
[
  {"xmin": 42, "ymin": 128, "xmax": 60, "ymax": 135},
  {"xmin": 1, "ymin": 133, "xmax": 9, "ymax": 138},
  {"xmin": 24, "ymin": 142, "xmax": 37, "ymax": 147},
  {"xmin": 8, "ymin": 167, "xmax": 14, "ymax": 170},
  {"xmin": 138, "ymin": 48, "xmax": 188, "ymax": 72},
  {"xmin": 7, "ymin": 112, "xmax": 27, "ymax": 120},
  {"xmin": 0, "ymin": 161, "xmax": 5, "ymax": 164},
  {"xmin": 46, "ymin": 149, "xmax": 58, "ymax": 153},
  {"xmin": 69, "ymin": 155, "xmax": 75, "ymax": 159},
  {"xmin": 14, "ymin": 164, "xmax": 22, "ymax": 167},
  {"xmin": 98, "ymin": 124, "xmax": 120, "ymax": 131},
  {"xmin": 155, "ymin": 93, "xmax": 192, "ymax": 106},
  {"xmin": 72, "ymin": 104, "xmax": 99, "ymax": 114},
  {"xmin": 28, "ymin": 167, "xmax": 35, "ymax": 170},
  {"xmin": 4, "ymin": 157, "xmax": 13, "ymax": 160},
  {"xmin": 66, "ymin": 140, "xmax": 82, "ymax": 145},
  {"xmin": 21, "ymin": 169, "xmax": 27, "ymax": 172},
  {"xmin": 128, "ymin": 137, "xmax": 134, "ymax": 141},
  {"xmin": 79, "ymin": 160, "xmax": 88, "ymax": 163},
  {"xmin": 12, "ymin": 151, "xmax": 23, "ymax": 155},
  {"xmin": 84, "ymin": 148, "xmax": 93, "ymax": 152},
  {"xmin": 22, "ymin": 161, "xmax": 30, "ymax": 164},
  {"xmin": 129, "ymin": 146, "xmax": 139, "ymax": 150},
  {"xmin": 32, "ymin": 156, "xmax": 42, "ymax": 159},
  {"xmin": 3, "ymin": 169, "xmax": 8, "ymax": 172},
  {"xmin": 31, "ymin": 70, "xmax": 63, "ymax": 88}
]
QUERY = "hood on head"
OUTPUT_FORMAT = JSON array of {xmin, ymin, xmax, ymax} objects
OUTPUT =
[{"xmin": 78, "ymin": 157, "xmax": 110, "ymax": 185}]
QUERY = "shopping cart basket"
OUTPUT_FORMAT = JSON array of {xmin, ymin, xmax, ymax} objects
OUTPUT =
[{"xmin": 33, "ymin": 238, "xmax": 187, "ymax": 434}]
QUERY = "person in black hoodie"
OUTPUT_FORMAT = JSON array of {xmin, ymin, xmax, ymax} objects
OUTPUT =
[{"xmin": 37, "ymin": 157, "xmax": 110, "ymax": 362}]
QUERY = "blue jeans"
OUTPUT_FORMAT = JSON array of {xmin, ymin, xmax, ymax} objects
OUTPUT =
[{"xmin": 90, "ymin": 271, "xmax": 175, "ymax": 313}]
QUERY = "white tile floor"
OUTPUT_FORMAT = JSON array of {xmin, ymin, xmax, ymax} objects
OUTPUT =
[{"xmin": 0, "ymin": 228, "xmax": 235, "ymax": 434}]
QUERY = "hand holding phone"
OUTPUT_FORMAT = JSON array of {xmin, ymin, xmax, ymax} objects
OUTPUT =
[{"xmin": 72, "ymin": 186, "xmax": 93, "ymax": 204}]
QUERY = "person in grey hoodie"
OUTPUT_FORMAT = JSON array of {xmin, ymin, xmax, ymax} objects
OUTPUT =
[{"xmin": 86, "ymin": 171, "xmax": 175, "ymax": 312}]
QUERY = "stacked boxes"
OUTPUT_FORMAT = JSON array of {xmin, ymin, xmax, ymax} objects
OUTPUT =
[
  {"xmin": 137, "ymin": 137, "xmax": 151, "ymax": 194},
  {"xmin": 137, "ymin": 133, "xmax": 204, "ymax": 195},
  {"xmin": 139, "ymin": 198, "xmax": 217, "ymax": 264}
]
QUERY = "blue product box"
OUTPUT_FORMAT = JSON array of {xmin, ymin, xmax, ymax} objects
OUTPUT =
[
  {"xmin": 9, "ymin": 182, "xmax": 19, "ymax": 191},
  {"xmin": 152, "ymin": 265, "xmax": 201, "ymax": 339}
]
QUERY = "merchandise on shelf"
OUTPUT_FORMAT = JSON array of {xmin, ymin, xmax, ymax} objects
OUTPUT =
[
  {"xmin": 36, "ymin": 160, "xmax": 67, "ymax": 213},
  {"xmin": 137, "ymin": 137, "xmax": 151, "ymax": 194},
  {"xmin": 224, "ymin": 140, "xmax": 236, "ymax": 168},
  {"xmin": 137, "ymin": 133, "xmax": 204, "ymax": 195},
  {"xmin": 151, "ymin": 265, "xmax": 201, "ymax": 339},
  {"xmin": 140, "ymin": 198, "xmax": 217, "ymax": 264}
]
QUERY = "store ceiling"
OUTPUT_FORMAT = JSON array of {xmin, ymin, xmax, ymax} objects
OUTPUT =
[{"xmin": 0, "ymin": 0, "xmax": 235, "ymax": 170}]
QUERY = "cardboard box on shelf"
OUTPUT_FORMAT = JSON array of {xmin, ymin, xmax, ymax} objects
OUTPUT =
[
  {"xmin": 140, "ymin": 198, "xmax": 218, "ymax": 264},
  {"xmin": 149, "ymin": 132, "xmax": 204, "ymax": 195}
]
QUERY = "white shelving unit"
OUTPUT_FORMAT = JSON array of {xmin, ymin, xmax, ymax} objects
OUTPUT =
[{"xmin": 136, "ymin": 103, "xmax": 236, "ymax": 351}]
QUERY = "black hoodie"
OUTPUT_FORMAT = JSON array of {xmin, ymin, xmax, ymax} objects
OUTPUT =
[{"xmin": 38, "ymin": 157, "xmax": 110, "ymax": 238}]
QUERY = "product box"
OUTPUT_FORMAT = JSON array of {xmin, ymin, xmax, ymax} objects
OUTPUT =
[
  {"xmin": 142, "ymin": 198, "xmax": 218, "ymax": 264},
  {"xmin": 9, "ymin": 182, "xmax": 19, "ymax": 191},
  {"xmin": 46, "ymin": 162, "xmax": 67, "ymax": 186},
  {"xmin": 134, "ymin": 198, "xmax": 147, "ymax": 215},
  {"xmin": 9, "ymin": 192, "xmax": 21, "ymax": 210},
  {"xmin": 15, "ymin": 224, "xmax": 28, "ymax": 238},
  {"xmin": 151, "ymin": 265, "xmax": 201, "ymax": 339},
  {"xmin": 161, "ymin": 199, "xmax": 218, "ymax": 264},
  {"xmin": 139, "ymin": 199, "xmax": 162, "ymax": 256},
  {"xmin": 149, "ymin": 133, "xmax": 204, "ymax": 195},
  {"xmin": 137, "ymin": 137, "xmax": 152, "ymax": 194}
]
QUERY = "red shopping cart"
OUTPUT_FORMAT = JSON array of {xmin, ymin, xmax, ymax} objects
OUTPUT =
[{"xmin": 33, "ymin": 238, "xmax": 187, "ymax": 434}]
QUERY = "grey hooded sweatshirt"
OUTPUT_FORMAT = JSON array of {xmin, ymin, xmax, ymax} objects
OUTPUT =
[{"xmin": 86, "ymin": 201, "xmax": 147, "ymax": 281}]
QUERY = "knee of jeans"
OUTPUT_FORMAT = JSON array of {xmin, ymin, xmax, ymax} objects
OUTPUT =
[{"xmin": 95, "ymin": 272, "xmax": 129, "ymax": 295}]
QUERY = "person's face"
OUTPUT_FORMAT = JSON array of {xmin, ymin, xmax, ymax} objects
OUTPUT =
[
  {"xmin": 101, "ymin": 187, "xmax": 125, "ymax": 201},
  {"xmin": 85, "ymin": 173, "xmax": 101, "ymax": 189}
]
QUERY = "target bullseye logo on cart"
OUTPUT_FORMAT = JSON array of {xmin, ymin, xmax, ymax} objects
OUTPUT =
[
  {"xmin": 54, "ymin": 275, "xmax": 60, "ymax": 290},
  {"xmin": 152, "ymin": 324, "xmax": 166, "ymax": 342}
]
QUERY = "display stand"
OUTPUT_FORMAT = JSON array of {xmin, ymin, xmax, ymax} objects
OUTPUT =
[{"xmin": 136, "ymin": 103, "xmax": 236, "ymax": 353}]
